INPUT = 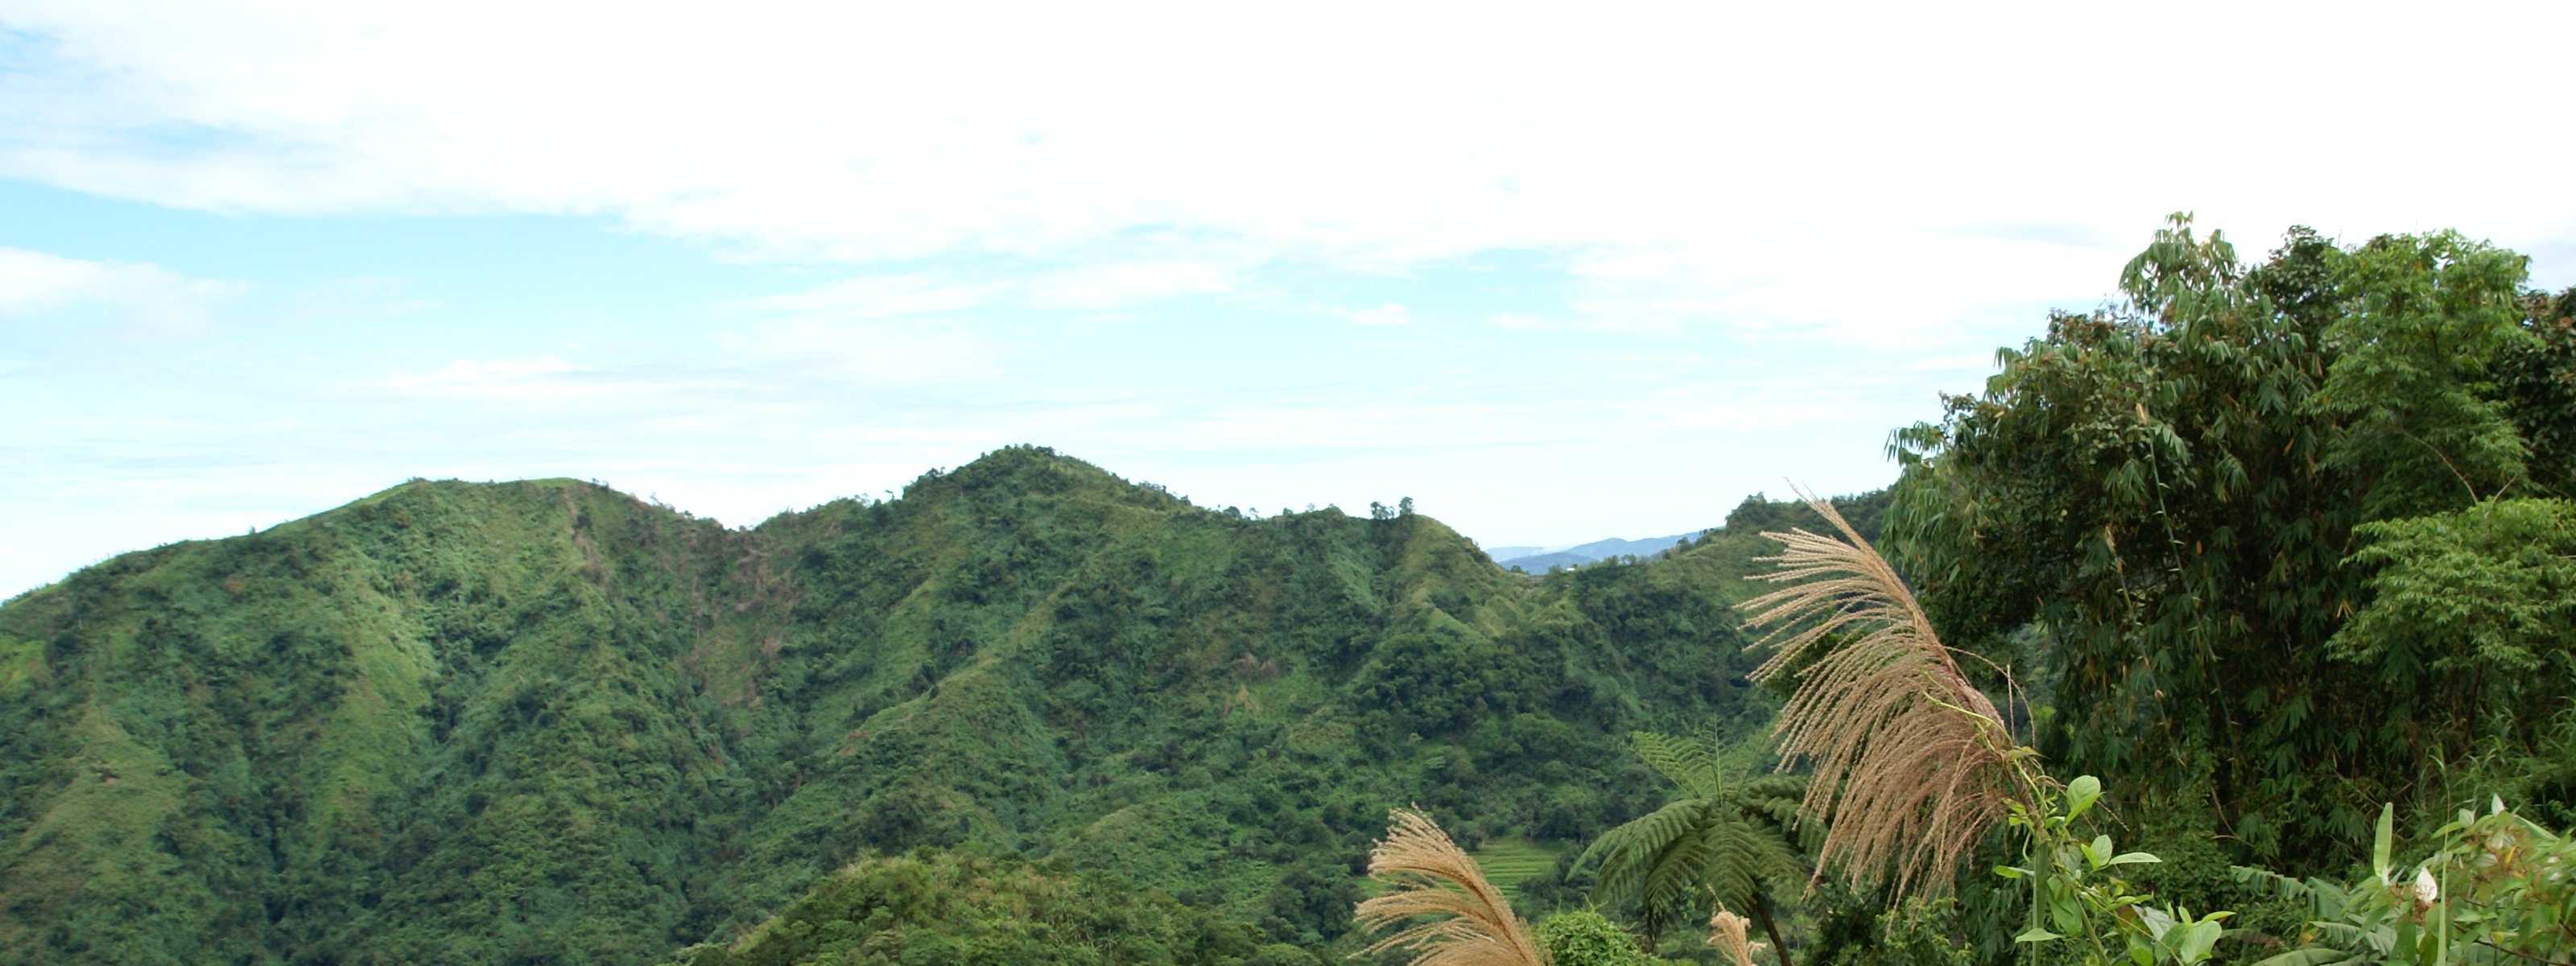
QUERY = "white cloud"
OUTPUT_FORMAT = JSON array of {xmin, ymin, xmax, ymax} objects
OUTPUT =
[
  {"xmin": 285, "ymin": 276, "xmax": 443, "ymax": 317},
  {"xmin": 748, "ymin": 258, "xmax": 1237, "ymax": 320},
  {"xmin": 0, "ymin": 246, "xmax": 237, "ymax": 328},
  {"xmin": 12, "ymin": 0, "xmax": 2576, "ymax": 599},
  {"xmin": 747, "ymin": 274, "xmax": 1002, "ymax": 317},
  {"xmin": 6, "ymin": 1, "xmax": 2570, "ymax": 336},
  {"xmin": 391, "ymin": 355, "xmax": 583, "ymax": 386},
  {"xmin": 1024, "ymin": 260, "xmax": 1235, "ymax": 311},
  {"xmin": 1484, "ymin": 312, "xmax": 1677, "ymax": 335},
  {"xmin": 377, "ymin": 355, "xmax": 638, "ymax": 403},
  {"xmin": 720, "ymin": 317, "xmax": 997, "ymax": 385},
  {"xmin": 1338, "ymin": 303, "xmax": 1414, "ymax": 327}
]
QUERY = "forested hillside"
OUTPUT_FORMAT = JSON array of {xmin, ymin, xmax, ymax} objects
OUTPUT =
[
  {"xmin": 0, "ymin": 447, "xmax": 1827, "ymax": 965},
  {"xmin": 14, "ymin": 217, "xmax": 2571, "ymax": 966}
]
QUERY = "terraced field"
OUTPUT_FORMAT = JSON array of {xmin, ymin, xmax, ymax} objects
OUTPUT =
[
  {"xmin": 1470, "ymin": 838, "xmax": 1563, "ymax": 902},
  {"xmin": 1349, "ymin": 836, "xmax": 1563, "ymax": 902}
]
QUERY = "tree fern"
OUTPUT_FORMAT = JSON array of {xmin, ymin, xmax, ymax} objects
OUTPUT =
[{"xmin": 1579, "ymin": 731, "xmax": 1806, "ymax": 960}]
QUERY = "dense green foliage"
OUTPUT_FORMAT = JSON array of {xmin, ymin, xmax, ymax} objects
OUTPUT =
[
  {"xmin": 1885, "ymin": 217, "xmax": 2576, "ymax": 868},
  {"xmin": 0, "ymin": 447, "xmax": 1798, "ymax": 964},
  {"xmin": 1536, "ymin": 909, "xmax": 1689, "ymax": 966},
  {"xmin": 2233, "ymin": 802, "xmax": 2576, "ymax": 966},
  {"xmin": 665, "ymin": 849, "xmax": 1315, "ymax": 966},
  {"xmin": 16, "ymin": 214, "xmax": 2571, "ymax": 966},
  {"xmin": 1496, "ymin": 220, "xmax": 2575, "ymax": 966},
  {"xmin": 1803, "ymin": 890, "xmax": 1974, "ymax": 966},
  {"xmin": 1578, "ymin": 731, "xmax": 1803, "ymax": 948}
]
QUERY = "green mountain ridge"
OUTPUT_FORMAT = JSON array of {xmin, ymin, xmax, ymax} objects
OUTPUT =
[{"xmin": 0, "ymin": 446, "xmax": 1831, "ymax": 965}]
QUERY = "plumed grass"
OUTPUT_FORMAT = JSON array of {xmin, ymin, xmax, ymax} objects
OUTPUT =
[
  {"xmin": 1740, "ymin": 492, "xmax": 2029, "ymax": 899},
  {"xmin": 1355, "ymin": 808, "xmax": 1550, "ymax": 966}
]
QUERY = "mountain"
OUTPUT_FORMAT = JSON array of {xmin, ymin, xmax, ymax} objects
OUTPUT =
[
  {"xmin": 0, "ymin": 446, "xmax": 1815, "ymax": 965},
  {"xmin": 1491, "ymin": 489, "xmax": 1893, "ymax": 576},
  {"xmin": 1494, "ymin": 534, "xmax": 1701, "ymax": 573}
]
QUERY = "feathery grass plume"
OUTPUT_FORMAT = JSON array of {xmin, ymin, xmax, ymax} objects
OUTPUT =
[
  {"xmin": 1353, "ymin": 808, "xmax": 1550, "ymax": 966},
  {"xmin": 1739, "ymin": 489, "xmax": 2032, "ymax": 899},
  {"xmin": 1707, "ymin": 903, "xmax": 1757, "ymax": 966}
]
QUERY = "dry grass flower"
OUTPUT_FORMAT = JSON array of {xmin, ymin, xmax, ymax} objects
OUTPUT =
[
  {"xmin": 1740, "ymin": 491, "xmax": 2031, "ymax": 899},
  {"xmin": 1707, "ymin": 903, "xmax": 1757, "ymax": 966},
  {"xmin": 1353, "ymin": 808, "xmax": 1550, "ymax": 966}
]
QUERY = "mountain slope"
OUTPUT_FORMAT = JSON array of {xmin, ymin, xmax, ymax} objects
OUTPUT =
[
  {"xmin": 0, "ymin": 447, "xmax": 1786, "ymax": 965},
  {"xmin": 1496, "ymin": 533, "xmax": 1699, "ymax": 573}
]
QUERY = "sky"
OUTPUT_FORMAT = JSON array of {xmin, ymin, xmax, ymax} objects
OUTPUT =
[{"xmin": 6, "ymin": 1, "xmax": 2575, "ymax": 598}]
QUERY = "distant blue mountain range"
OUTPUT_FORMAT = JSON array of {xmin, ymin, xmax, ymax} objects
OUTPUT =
[{"xmin": 1491, "ymin": 531, "xmax": 1701, "ymax": 572}]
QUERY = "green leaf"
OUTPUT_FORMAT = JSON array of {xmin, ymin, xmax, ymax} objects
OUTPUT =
[
  {"xmin": 2252, "ymin": 948, "xmax": 2370, "ymax": 966},
  {"xmin": 2136, "ymin": 904, "xmax": 2176, "ymax": 939},
  {"xmin": 2068, "ymin": 775, "xmax": 2104, "ymax": 819},
  {"xmin": 2173, "ymin": 920, "xmax": 2223, "ymax": 964},
  {"xmin": 2107, "ymin": 852, "xmax": 2163, "ymax": 866},
  {"xmin": 2372, "ymin": 803, "xmax": 2394, "ymax": 881},
  {"xmin": 2051, "ymin": 893, "xmax": 2085, "ymax": 934},
  {"xmin": 1994, "ymin": 865, "xmax": 2028, "ymax": 879},
  {"xmin": 2016, "ymin": 927, "xmax": 2065, "ymax": 943},
  {"xmin": 2087, "ymin": 834, "xmax": 2115, "ymax": 869}
]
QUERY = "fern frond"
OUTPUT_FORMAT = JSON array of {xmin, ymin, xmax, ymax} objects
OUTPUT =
[
  {"xmin": 1631, "ymin": 730, "xmax": 1725, "ymax": 798},
  {"xmin": 1699, "ymin": 824, "xmax": 1764, "ymax": 910},
  {"xmin": 1582, "ymin": 799, "xmax": 1708, "ymax": 904},
  {"xmin": 1354, "ymin": 809, "xmax": 1549, "ymax": 966},
  {"xmin": 1640, "ymin": 820, "xmax": 1719, "ymax": 920},
  {"xmin": 1738, "ymin": 781, "xmax": 1809, "ymax": 840}
]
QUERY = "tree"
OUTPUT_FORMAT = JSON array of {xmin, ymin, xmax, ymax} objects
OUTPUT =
[
  {"xmin": 1882, "ymin": 214, "xmax": 2566, "ymax": 861},
  {"xmin": 1579, "ymin": 731, "xmax": 1806, "ymax": 959},
  {"xmin": 1534, "ymin": 910, "xmax": 1673, "ymax": 966}
]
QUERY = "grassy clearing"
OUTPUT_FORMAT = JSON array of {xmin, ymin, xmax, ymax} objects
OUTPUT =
[
  {"xmin": 1352, "ymin": 836, "xmax": 1562, "ymax": 902},
  {"xmin": 1471, "ymin": 837, "xmax": 1562, "ymax": 902}
]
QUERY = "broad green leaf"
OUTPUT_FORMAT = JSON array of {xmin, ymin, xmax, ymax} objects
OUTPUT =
[
  {"xmin": 1994, "ymin": 865, "xmax": 2028, "ymax": 879},
  {"xmin": 2136, "ymin": 904, "xmax": 2176, "ymax": 939},
  {"xmin": 2068, "ymin": 774, "xmax": 2104, "ymax": 819},
  {"xmin": 2107, "ymin": 852, "xmax": 2163, "ymax": 866},
  {"xmin": 2174, "ymin": 920, "xmax": 2223, "ymax": 964},
  {"xmin": 2016, "ymin": 927, "xmax": 2064, "ymax": 943}
]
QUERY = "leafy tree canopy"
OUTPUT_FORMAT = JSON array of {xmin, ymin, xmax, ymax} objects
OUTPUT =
[{"xmin": 1885, "ymin": 214, "xmax": 2576, "ymax": 864}]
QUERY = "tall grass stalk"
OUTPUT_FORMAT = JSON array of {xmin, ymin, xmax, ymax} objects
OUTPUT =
[
  {"xmin": 1739, "ymin": 491, "xmax": 2035, "ymax": 897},
  {"xmin": 1353, "ymin": 808, "xmax": 1550, "ymax": 966}
]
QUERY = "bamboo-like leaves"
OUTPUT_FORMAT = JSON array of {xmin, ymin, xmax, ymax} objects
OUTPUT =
[
  {"xmin": 1353, "ymin": 809, "xmax": 1550, "ymax": 966},
  {"xmin": 1740, "ymin": 492, "xmax": 2029, "ymax": 898}
]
